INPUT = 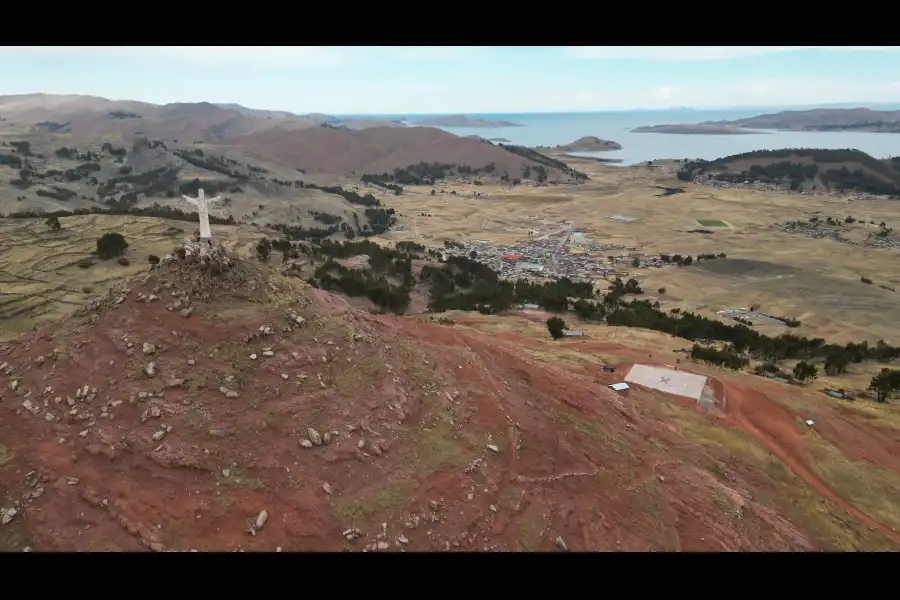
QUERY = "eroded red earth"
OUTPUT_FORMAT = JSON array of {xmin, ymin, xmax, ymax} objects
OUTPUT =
[{"xmin": 1, "ymin": 262, "xmax": 898, "ymax": 551}]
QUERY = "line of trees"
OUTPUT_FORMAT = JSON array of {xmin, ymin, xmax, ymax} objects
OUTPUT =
[
  {"xmin": 259, "ymin": 232, "xmax": 900, "ymax": 400},
  {"xmin": 0, "ymin": 204, "xmax": 236, "ymax": 226},
  {"xmin": 497, "ymin": 145, "xmax": 589, "ymax": 181}
]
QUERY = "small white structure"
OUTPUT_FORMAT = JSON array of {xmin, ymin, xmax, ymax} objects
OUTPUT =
[
  {"xmin": 563, "ymin": 331, "xmax": 585, "ymax": 337},
  {"xmin": 182, "ymin": 188, "xmax": 223, "ymax": 240},
  {"xmin": 625, "ymin": 364, "xmax": 708, "ymax": 401},
  {"xmin": 609, "ymin": 383, "xmax": 630, "ymax": 391}
]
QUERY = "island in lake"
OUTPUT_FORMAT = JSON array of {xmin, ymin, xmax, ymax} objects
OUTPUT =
[
  {"xmin": 412, "ymin": 115, "xmax": 523, "ymax": 128},
  {"xmin": 535, "ymin": 136, "xmax": 622, "ymax": 152},
  {"xmin": 631, "ymin": 124, "xmax": 765, "ymax": 135}
]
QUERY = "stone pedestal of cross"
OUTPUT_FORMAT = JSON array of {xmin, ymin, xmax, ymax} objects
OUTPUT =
[{"xmin": 181, "ymin": 188, "xmax": 223, "ymax": 241}]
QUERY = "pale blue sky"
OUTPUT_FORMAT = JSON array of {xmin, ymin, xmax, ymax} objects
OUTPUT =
[{"xmin": 0, "ymin": 46, "xmax": 898, "ymax": 114}]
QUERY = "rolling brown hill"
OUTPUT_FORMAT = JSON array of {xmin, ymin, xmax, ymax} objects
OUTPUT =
[
  {"xmin": 678, "ymin": 149, "xmax": 900, "ymax": 195},
  {"xmin": 0, "ymin": 94, "xmax": 572, "ymax": 180},
  {"xmin": 231, "ymin": 125, "xmax": 569, "ymax": 178},
  {"xmin": 0, "ymin": 94, "xmax": 320, "ymax": 143}
]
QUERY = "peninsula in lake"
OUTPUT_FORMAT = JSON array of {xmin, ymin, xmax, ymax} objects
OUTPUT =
[
  {"xmin": 411, "ymin": 115, "xmax": 523, "ymax": 128},
  {"xmin": 632, "ymin": 124, "xmax": 765, "ymax": 135},
  {"xmin": 705, "ymin": 107, "xmax": 900, "ymax": 133}
]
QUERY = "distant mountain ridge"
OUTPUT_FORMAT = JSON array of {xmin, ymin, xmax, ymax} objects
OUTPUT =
[{"xmin": 410, "ymin": 115, "xmax": 523, "ymax": 128}]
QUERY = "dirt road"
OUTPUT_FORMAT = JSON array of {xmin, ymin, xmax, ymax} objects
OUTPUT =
[{"xmin": 721, "ymin": 381, "xmax": 900, "ymax": 544}]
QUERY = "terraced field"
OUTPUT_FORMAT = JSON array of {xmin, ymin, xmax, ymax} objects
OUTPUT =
[{"xmin": 0, "ymin": 215, "xmax": 261, "ymax": 340}]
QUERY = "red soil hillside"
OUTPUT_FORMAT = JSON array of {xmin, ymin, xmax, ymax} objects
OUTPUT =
[{"xmin": 0, "ymin": 249, "xmax": 898, "ymax": 551}]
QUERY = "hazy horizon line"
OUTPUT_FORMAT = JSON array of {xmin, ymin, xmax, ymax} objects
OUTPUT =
[
  {"xmin": 4, "ymin": 92, "xmax": 900, "ymax": 118},
  {"xmin": 331, "ymin": 102, "xmax": 900, "ymax": 118}
]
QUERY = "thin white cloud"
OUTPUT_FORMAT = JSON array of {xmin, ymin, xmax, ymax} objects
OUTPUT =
[
  {"xmin": 0, "ymin": 46, "xmax": 479, "ymax": 68},
  {"xmin": 565, "ymin": 46, "xmax": 900, "ymax": 61},
  {"xmin": 519, "ymin": 79, "xmax": 900, "ymax": 112}
]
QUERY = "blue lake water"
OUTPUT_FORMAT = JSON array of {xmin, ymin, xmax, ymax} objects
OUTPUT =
[{"xmin": 358, "ymin": 110, "xmax": 900, "ymax": 167}]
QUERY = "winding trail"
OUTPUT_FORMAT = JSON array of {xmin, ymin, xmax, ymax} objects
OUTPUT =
[{"xmin": 721, "ymin": 380, "xmax": 900, "ymax": 544}]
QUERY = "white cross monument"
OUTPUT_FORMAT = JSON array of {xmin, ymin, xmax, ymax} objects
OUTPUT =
[{"xmin": 181, "ymin": 188, "xmax": 222, "ymax": 241}]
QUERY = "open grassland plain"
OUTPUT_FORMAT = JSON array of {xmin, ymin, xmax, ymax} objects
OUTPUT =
[
  {"xmin": 0, "ymin": 215, "xmax": 267, "ymax": 341},
  {"xmin": 376, "ymin": 156, "xmax": 900, "ymax": 350}
]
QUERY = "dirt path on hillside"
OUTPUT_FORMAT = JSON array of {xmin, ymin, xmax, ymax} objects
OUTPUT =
[{"xmin": 721, "ymin": 381, "xmax": 900, "ymax": 544}]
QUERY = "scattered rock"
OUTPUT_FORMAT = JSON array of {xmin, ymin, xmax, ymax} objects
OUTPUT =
[
  {"xmin": 208, "ymin": 428, "xmax": 228, "ymax": 438},
  {"xmin": 262, "ymin": 350, "xmax": 275, "ymax": 357},
  {"xmin": 152, "ymin": 430, "xmax": 167, "ymax": 442},
  {"xmin": 556, "ymin": 536, "xmax": 568, "ymax": 551},
  {"xmin": 142, "ymin": 342, "xmax": 157, "ymax": 356},
  {"xmin": 307, "ymin": 428, "xmax": 322, "ymax": 446},
  {"xmin": 165, "ymin": 378, "xmax": 185, "ymax": 388},
  {"xmin": 145, "ymin": 362, "xmax": 156, "ymax": 377},
  {"xmin": 255, "ymin": 509, "xmax": 268, "ymax": 530},
  {"xmin": 1, "ymin": 507, "xmax": 17, "ymax": 525},
  {"xmin": 487, "ymin": 444, "xmax": 500, "ymax": 454},
  {"xmin": 219, "ymin": 386, "xmax": 239, "ymax": 399},
  {"xmin": 323, "ymin": 482, "xmax": 333, "ymax": 495},
  {"xmin": 300, "ymin": 439, "xmax": 313, "ymax": 448},
  {"xmin": 249, "ymin": 354, "xmax": 258, "ymax": 360},
  {"xmin": 180, "ymin": 308, "xmax": 193, "ymax": 318}
]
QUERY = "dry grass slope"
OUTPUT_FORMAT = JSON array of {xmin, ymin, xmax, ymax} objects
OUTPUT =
[{"xmin": 0, "ymin": 215, "xmax": 265, "ymax": 341}]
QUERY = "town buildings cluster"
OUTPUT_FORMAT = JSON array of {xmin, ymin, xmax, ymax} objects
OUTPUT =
[
  {"xmin": 436, "ymin": 222, "xmax": 675, "ymax": 283},
  {"xmin": 779, "ymin": 220, "xmax": 900, "ymax": 250}
]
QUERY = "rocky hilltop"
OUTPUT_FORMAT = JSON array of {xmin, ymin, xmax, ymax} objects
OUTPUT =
[{"xmin": 1, "ymin": 240, "xmax": 898, "ymax": 551}]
